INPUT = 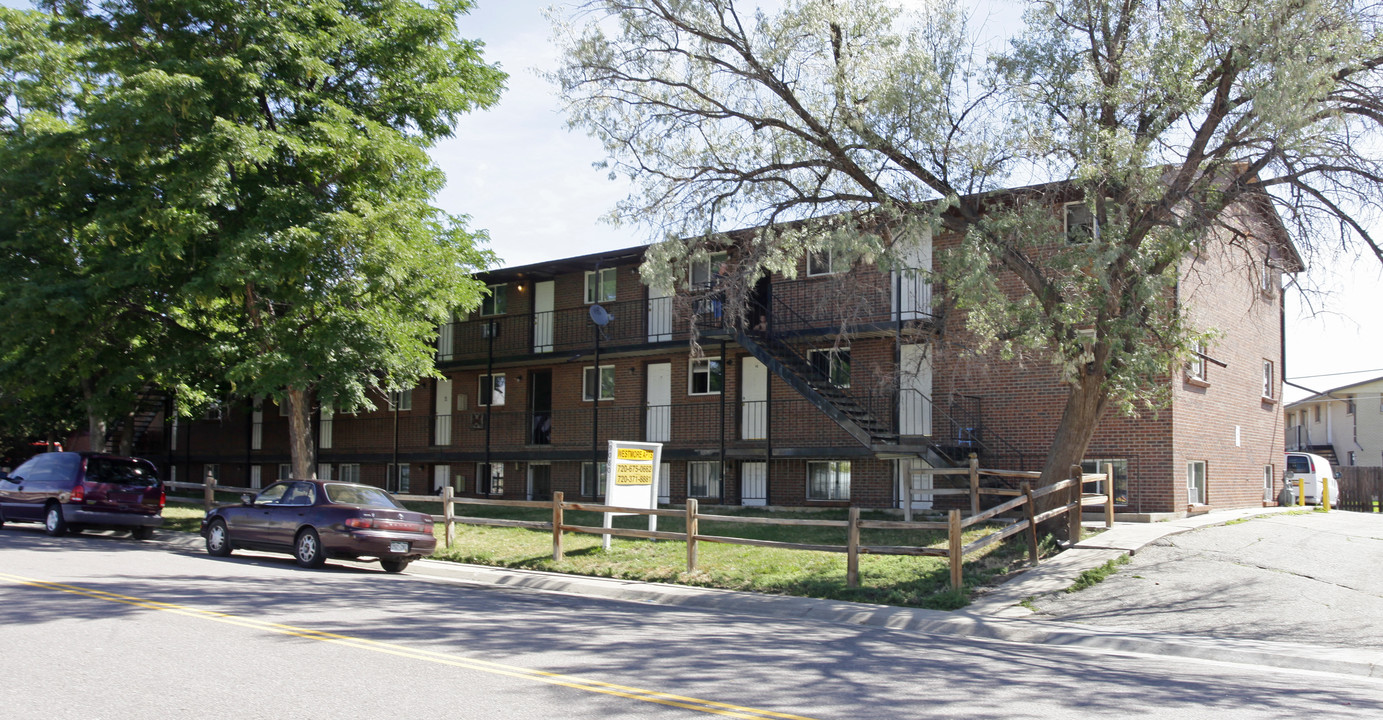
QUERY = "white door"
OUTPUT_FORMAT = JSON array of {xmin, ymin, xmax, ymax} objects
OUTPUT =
[
  {"xmin": 648, "ymin": 284, "xmax": 673, "ymax": 342},
  {"xmin": 646, "ymin": 363, "xmax": 671, "ymax": 442},
  {"xmin": 435, "ymin": 379, "xmax": 453, "ymax": 446},
  {"xmin": 899, "ymin": 457, "xmax": 934, "ymax": 510},
  {"xmin": 658, "ymin": 462, "xmax": 671, "ymax": 504},
  {"xmin": 533, "ymin": 281, "xmax": 554, "ymax": 353},
  {"xmin": 892, "ymin": 227, "xmax": 933, "ymax": 319},
  {"xmin": 434, "ymin": 464, "xmax": 451, "ymax": 493},
  {"xmin": 741, "ymin": 357, "xmax": 767, "ymax": 440},
  {"xmin": 899, "ymin": 344, "xmax": 932, "ymax": 436},
  {"xmin": 741, "ymin": 462, "xmax": 767, "ymax": 506}
]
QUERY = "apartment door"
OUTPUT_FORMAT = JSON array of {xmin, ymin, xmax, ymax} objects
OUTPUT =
[
  {"xmin": 646, "ymin": 363, "xmax": 671, "ymax": 442},
  {"xmin": 741, "ymin": 357, "xmax": 767, "ymax": 440},
  {"xmin": 530, "ymin": 370, "xmax": 552, "ymax": 444},
  {"xmin": 899, "ymin": 457, "xmax": 934, "ymax": 510},
  {"xmin": 648, "ymin": 284, "xmax": 673, "ymax": 342},
  {"xmin": 434, "ymin": 379, "xmax": 453, "ymax": 446},
  {"xmin": 528, "ymin": 463, "xmax": 551, "ymax": 501},
  {"xmin": 741, "ymin": 462, "xmax": 767, "ymax": 506},
  {"xmin": 892, "ymin": 228, "xmax": 933, "ymax": 319},
  {"xmin": 433, "ymin": 464, "xmax": 451, "ymax": 493},
  {"xmin": 533, "ymin": 280, "xmax": 554, "ymax": 353},
  {"xmin": 899, "ymin": 344, "xmax": 932, "ymax": 436}
]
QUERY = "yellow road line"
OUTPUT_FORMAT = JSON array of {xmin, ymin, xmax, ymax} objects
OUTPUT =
[{"xmin": 0, "ymin": 571, "xmax": 819, "ymax": 720}]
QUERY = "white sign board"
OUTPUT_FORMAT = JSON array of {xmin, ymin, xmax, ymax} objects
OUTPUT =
[{"xmin": 601, "ymin": 440, "xmax": 662, "ymax": 550}]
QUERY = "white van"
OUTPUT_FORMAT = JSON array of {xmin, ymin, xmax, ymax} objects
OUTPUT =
[{"xmin": 1283, "ymin": 452, "xmax": 1336, "ymax": 506}]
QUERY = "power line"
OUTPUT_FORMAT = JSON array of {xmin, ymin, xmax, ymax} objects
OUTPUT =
[{"xmin": 1287, "ymin": 368, "xmax": 1383, "ymax": 381}]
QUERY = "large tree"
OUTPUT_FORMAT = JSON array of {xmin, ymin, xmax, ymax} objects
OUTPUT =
[
  {"xmin": 1, "ymin": 1, "xmax": 505, "ymax": 478},
  {"xmin": 554, "ymin": 0, "xmax": 1383, "ymax": 492}
]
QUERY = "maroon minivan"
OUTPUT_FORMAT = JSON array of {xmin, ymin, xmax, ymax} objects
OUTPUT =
[{"xmin": 0, "ymin": 452, "xmax": 164, "ymax": 538}]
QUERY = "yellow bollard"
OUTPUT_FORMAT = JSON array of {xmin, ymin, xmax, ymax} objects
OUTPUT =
[
  {"xmin": 1297, "ymin": 478, "xmax": 1305, "ymax": 507},
  {"xmin": 1323, "ymin": 479, "xmax": 1331, "ymax": 512}
]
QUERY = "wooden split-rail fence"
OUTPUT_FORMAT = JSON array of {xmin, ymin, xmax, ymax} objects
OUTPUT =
[{"xmin": 169, "ymin": 462, "xmax": 1116, "ymax": 589}]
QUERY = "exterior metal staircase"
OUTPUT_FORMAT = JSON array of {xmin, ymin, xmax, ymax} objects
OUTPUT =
[{"xmin": 105, "ymin": 388, "xmax": 168, "ymax": 453}]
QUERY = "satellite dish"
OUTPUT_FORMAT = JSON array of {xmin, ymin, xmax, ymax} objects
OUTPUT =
[{"xmin": 589, "ymin": 304, "xmax": 611, "ymax": 327}]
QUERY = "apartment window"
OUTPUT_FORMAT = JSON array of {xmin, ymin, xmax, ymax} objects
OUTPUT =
[
  {"xmin": 319, "ymin": 403, "xmax": 333, "ymax": 449},
  {"xmin": 687, "ymin": 461, "xmax": 722, "ymax": 499},
  {"xmin": 318, "ymin": 463, "xmax": 333, "ymax": 481},
  {"xmin": 479, "ymin": 374, "xmax": 506, "ymax": 406},
  {"xmin": 1264, "ymin": 465, "xmax": 1274, "ymax": 495},
  {"xmin": 1064, "ymin": 201, "xmax": 1097, "ymax": 243},
  {"xmin": 1186, "ymin": 342, "xmax": 1207, "ymax": 382},
  {"xmin": 583, "ymin": 366, "xmax": 615, "ymax": 402},
  {"xmin": 1187, "ymin": 460, "xmax": 1207, "ymax": 505},
  {"xmin": 1262, "ymin": 360, "xmax": 1275, "ymax": 400},
  {"xmin": 278, "ymin": 399, "xmax": 290, "ymax": 417},
  {"xmin": 388, "ymin": 463, "xmax": 411, "ymax": 493},
  {"xmin": 807, "ymin": 461, "xmax": 851, "ymax": 501},
  {"xmin": 1314, "ymin": 405, "xmax": 1321, "ymax": 422},
  {"xmin": 581, "ymin": 461, "xmax": 608, "ymax": 498},
  {"xmin": 338, "ymin": 463, "xmax": 360, "ymax": 483},
  {"xmin": 478, "ymin": 462, "xmax": 504, "ymax": 496},
  {"xmin": 808, "ymin": 348, "xmax": 851, "ymax": 388},
  {"xmin": 250, "ymin": 466, "xmax": 262, "ymax": 490},
  {"xmin": 690, "ymin": 252, "xmax": 729, "ymax": 287},
  {"xmin": 1348, "ymin": 451, "xmax": 1357, "ymax": 466},
  {"xmin": 278, "ymin": 464, "xmax": 292, "ymax": 481},
  {"xmin": 689, "ymin": 358, "xmax": 723, "ymax": 395},
  {"xmin": 1346, "ymin": 395, "xmax": 1356, "ymax": 414},
  {"xmin": 480, "ymin": 284, "xmax": 507, "ymax": 316},
  {"xmin": 437, "ymin": 312, "xmax": 456, "ymax": 359},
  {"xmin": 387, "ymin": 388, "xmax": 413, "ymax": 412},
  {"xmin": 807, "ymin": 249, "xmax": 835, "ymax": 276},
  {"xmin": 1081, "ymin": 459, "xmax": 1129, "ymax": 505},
  {"xmin": 585, "ymin": 268, "xmax": 616, "ymax": 304}
]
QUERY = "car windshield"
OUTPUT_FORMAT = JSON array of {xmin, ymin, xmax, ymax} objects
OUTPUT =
[
  {"xmin": 324, "ymin": 483, "xmax": 404, "ymax": 509},
  {"xmin": 86, "ymin": 457, "xmax": 158, "ymax": 487}
]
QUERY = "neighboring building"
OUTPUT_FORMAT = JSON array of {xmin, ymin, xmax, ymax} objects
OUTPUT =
[
  {"xmin": 1285, "ymin": 376, "xmax": 1383, "ymax": 468},
  {"xmin": 127, "ymin": 193, "xmax": 1301, "ymax": 516}
]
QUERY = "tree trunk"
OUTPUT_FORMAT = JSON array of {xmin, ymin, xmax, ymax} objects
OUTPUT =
[
  {"xmin": 1036, "ymin": 368, "xmax": 1109, "ymax": 542},
  {"xmin": 286, "ymin": 386, "xmax": 316, "ymax": 480},
  {"xmin": 81, "ymin": 378, "xmax": 108, "ymax": 454}
]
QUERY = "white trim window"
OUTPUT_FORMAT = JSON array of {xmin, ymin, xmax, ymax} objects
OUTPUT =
[
  {"xmin": 1064, "ymin": 201, "xmax": 1098, "ymax": 243},
  {"xmin": 278, "ymin": 463, "xmax": 292, "ymax": 481},
  {"xmin": 1262, "ymin": 360, "xmax": 1275, "ymax": 400},
  {"xmin": 250, "ymin": 465, "xmax": 262, "ymax": 489},
  {"xmin": 690, "ymin": 251, "xmax": 729, "ymax": 287},
  {"xmin": 388, "ymin": 388, "xmax": 413, "ymax": 411},
  {"xmin": 1186, "ymin": 342, "xmax": 1207, "ymax": 382},
  {"xmin": 687, "ymin": 461, "xmax": 721, "ymax": 499},
  {"xmin": 318, "ymin": 463, "xmax": 333, "ymax": 481},
  {"xmin": 807, "ymin": 461, "xmax": 851, "ymax": 501},
  {"xmin": 388, "ymin": 463, "xmax": 411, "ymax": 493},
  {"xmin": 1187, "ymin": 460, "xmax": 1207, "ymax": 505},
  {"xmin": 1080, "ymin": 459, "xmax": 1128, "ymax": 505},
  {"xmin": 585, "ymin": 268, "xmax": 616, "ymax": 304},
  {"xmin": 478, "ymin": 462, "xmax": 504, "ymax": 496},
  {"xmin": 581, "ymin": 461, "xmax": 608, "ymax": 498},
  {"xmin": 808, "ymin": 348, "xmax": 851, "ymax": 388},
  {"xmin": 807, "ymin": 249, "xmax": 836, "ymax": 276},
  {"xmin": 480, "ymin": 284, "xmax": 507, "ymax": 316},
  {"xmin": 689, "ymin": 358, "xmax": 723, "ymax": 396},
  {"xmin": 479, "ymin": 374, "xmax": 506, "ymax": 406},
  {"xmin": 338, "ymin": 463, "xmax": 361, "ymax": 484},
  {"xmin": 583, "ymin": 365, "xmax": 615, "ymax": 402}
]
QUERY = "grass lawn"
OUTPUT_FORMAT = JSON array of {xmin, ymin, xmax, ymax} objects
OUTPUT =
[{"xmin": 164, "ymin": 497, "xmax": 1057, "ymax": 610}]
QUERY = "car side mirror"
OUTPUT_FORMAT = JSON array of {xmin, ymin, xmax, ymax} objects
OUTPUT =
[{"xmin": 241, "ymin": 493, "xmax": 253, "ymax": 505}]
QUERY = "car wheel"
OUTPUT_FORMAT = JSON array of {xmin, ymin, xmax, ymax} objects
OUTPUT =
[
  {"xmin": 132, "ymin": 525, "xmax": 155, "ymax": 541},
  {"xmin": 380, "ymin": 558, "xmax": 411, "ymax": 574},
  {"xmin": 294, "ymin": 528, "xmax": 325, "ymax": 569},
  {"xmin": 44, "ymin": 504, "xmax": 68, "ymax": 537},
  {"xmin": 205, "ymin": 519, "xmax": 232, "ymax": 557}
]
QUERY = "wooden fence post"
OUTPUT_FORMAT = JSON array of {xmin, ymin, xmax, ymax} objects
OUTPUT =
[
  {"xmin": 443, "ymin": 485, "xmax": 455, "ymax": 548},
  {"xmin": 846, "ymin": 507, "xmax": 860, "ymax": 588},
  {"xmin": 1068, "ymin": 465, "xmax": 1083, "ymax": 546},
  {"xmin": 686, "ymin": 498, "xmax": 699, "ymax": 573},
  {"xmin": 552, "ymin": 491, "xmax": 564, "ymax": 562},
  {"xmin": 968, "ymin": 453, "xmax": 980, "ymax": 516},
  {"xmin": 1103, "ymin": 462, "xmax": 1115, "ymax": 528},
  {"xmin": 948, "ymin": 509, "xmax": 963, "ymax": 589},
  {"xmin": 203, "ymin": 472, "xmax": 216, "ymax": 513},
  {"xmin": 1021, "ymin": 481, "xmax": 1038, "ymax": 566}
]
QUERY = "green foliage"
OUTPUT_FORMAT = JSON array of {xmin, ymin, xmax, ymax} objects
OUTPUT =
[{"xmin": 1066, "ymin": 554, "xmax": 1130, "ymax": 593}]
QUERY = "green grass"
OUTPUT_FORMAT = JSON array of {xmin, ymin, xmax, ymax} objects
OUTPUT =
[
  {"xmin": 1065, "ymin": 554, "xmax": 1130, "ymax": 593},
  {"xmin": 164, "ymin": 499, "xmax": 1051, "ymax": 610}
]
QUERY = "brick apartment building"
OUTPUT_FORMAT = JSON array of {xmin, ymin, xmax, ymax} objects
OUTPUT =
[{"xmin": 134, "ymin": 195, "xmax": 1301, "ymax": 516}]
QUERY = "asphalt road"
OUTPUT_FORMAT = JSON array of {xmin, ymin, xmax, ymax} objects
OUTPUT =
[
  {"xmin": 1030, "ymin": 511, "xmax": 1383, "ymax": 648},
  {"xmin": 2, "ymin": 525, "xmax": 1381, "ymax": 719}
]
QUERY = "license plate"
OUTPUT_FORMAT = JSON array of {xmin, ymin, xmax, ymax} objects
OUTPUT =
[{"xmin": 389, "ymin": 541, "xmax": 409, "ymax": 554}]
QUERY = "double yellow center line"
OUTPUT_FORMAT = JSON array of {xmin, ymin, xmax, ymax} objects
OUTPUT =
[{"xmin": 0, "ymin": 572, "xmax": 819, "ymax": 720}]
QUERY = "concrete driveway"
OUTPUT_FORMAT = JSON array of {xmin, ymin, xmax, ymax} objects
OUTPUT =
[{"xmin": 1027, "ymin": 511, "xmax": 1383, "ymax": 649}]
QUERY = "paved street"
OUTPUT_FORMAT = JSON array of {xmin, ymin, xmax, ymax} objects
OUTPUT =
[
  {"xmin": 1, "ymin": 524, "xmax": 1381, "ymax": 719},
  {"xmin": 1027, "ymin": 511, "xmax": 1383, "ymax": 648}
]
